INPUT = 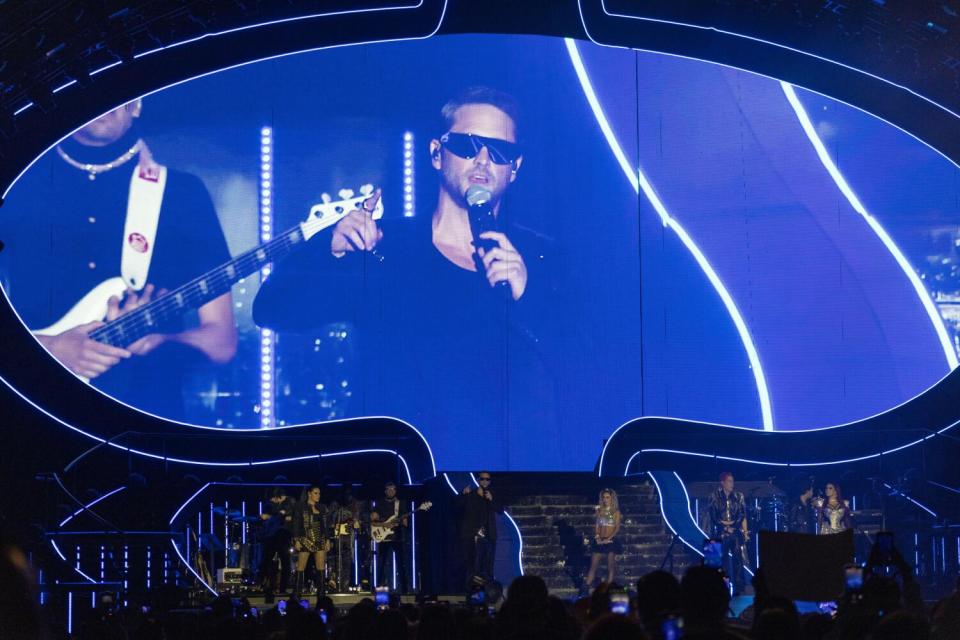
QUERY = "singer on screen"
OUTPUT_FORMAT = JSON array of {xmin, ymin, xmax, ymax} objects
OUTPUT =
[{"xmin": 253, "ymin": 86, "xmax": 560, "ymax": 469}]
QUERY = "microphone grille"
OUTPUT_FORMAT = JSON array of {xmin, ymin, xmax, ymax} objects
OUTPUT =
[{"xmin": 465, "ymin": 185, "xmax": 492, "ymax": 207}]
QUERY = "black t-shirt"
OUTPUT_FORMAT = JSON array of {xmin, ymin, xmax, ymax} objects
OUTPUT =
[
  {"xmin": 253, "ymin": 214, "xmax": 560, "ymax": 469},
  {"xmin": 0, "ymin": 134, "xmax": 231, "ymax": 419}
]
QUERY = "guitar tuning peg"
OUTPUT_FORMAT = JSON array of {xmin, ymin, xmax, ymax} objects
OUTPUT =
[
  {"xmin": 338, "ymin": 188, "xmax": 355, "ymax": 200},
  {"xmin": 359, "ymin": 184, "xmax": 374, "ymax": 196},
  {"xmin": 321, "ymin": 193, "xmax": 332, "ymax": 204}
]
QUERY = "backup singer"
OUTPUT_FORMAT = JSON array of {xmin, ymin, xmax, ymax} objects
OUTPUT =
[
  {"xmin": 370, "ymin": 482, "xmax": 409, "ymax": 593},
  {"xmin": 584, "ymin": 489, "xmax": 622, "ymax": 588},
  {"xmin": 708, "ymin": 472, "xmax": 750, "ymax": 594},
  {"xmin": 293, "ymin": 485, "xmax": 331, "ymax": 596},
  {"xmin": 817, "ymin": 482, "xmax": 852, "ymax": 535}
]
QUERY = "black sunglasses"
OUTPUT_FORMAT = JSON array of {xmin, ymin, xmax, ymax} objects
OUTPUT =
[
  {"xmin": 440, "ymin": 132, "xmax": 521, "ymax": 165},
  {"xmin": 478, "ymin": 477, "xmax": 491, "ymax": 482}
]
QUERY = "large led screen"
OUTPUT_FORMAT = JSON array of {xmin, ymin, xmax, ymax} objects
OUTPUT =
[{"xmin": 2, "ymin": 35, "xmax": 959, "ymax": 470}]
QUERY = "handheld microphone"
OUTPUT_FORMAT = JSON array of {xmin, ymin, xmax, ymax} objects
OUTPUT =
[{"xmin": 465, "ymin": 185, "xmax": 510, "ymax": 294}]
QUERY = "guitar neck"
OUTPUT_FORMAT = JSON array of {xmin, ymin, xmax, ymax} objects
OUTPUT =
[{"xmin": 88, "ymin": 226, "xmax": 307, "ymax": 347}]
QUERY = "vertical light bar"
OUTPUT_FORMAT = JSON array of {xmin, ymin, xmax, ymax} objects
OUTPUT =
[
  {"xmin": 354, "ymin": 532, "xmax": 360, "ymax": 586},
  {"xmin": 410, "ymin": 501, "xmax": 417, "ymax": 592},
  {"xmin": 147, "ymin": 546, "xmax": 152, "ymax": 590},
  {"xmin": 38, "ymin": 569, "xmax": 45, "ymax": 605},
  {"xmin": 242, "ymin": 501, "xmax": 247, "ymax": 544},
  {"xmin": 392, "ymin": 551, "xmax": 397, "ymax": 590},
  {"xmin": 259, "ymin": 126, "xmax": 277, "ymax": 428},
  {"xmin": 67, "ymin": 592, "xmax": 73, "ymax": 635},
  {"xmin": 100, "ymin": 546, "xmax": 105, "ymax": 582},
  {"xmin": 164, "ymin": 552, "xmax": 170, "ymax": 584},
  {"xmin": 372, "ymin": 541, "xmax": 378, "ymax": 587},
  {"xmin": 403, "ymin": 131, "xmax": 416, "ymax": 217},
  {"xmin": 123, "ymin": 545, "xmax": 129, "ymax": 603},
  {"xmin": 224, "ymin": 501, "xmax": 230, "ymax": 568},
  {"xmin": 914, "ymin": 533, "xmax": 920, "ymax": 575},
  {"xmin": 186, "ymin": 526, "xmax": 191, "ymax": 567}
]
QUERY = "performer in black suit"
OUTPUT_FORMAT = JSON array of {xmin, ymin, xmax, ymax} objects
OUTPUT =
[
  {"xmin": 259, "ymin": 487, "xmax": 295, "ymax": 596},
  {"xmin": 459, "ymin": 472, "xmax": 500, "ymax": 588}
]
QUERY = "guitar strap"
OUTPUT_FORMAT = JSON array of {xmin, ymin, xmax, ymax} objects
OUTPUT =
[{"xmin": 121, "ymin": 154, "xmax": 167, "ymax": 291}]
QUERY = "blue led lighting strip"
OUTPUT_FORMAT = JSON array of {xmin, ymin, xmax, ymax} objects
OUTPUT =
[
  {"xmin": 564, "ymin": 37, "xmax": 773, "ymax": 431},
  {"xmin": 781, "ymin": 82, "xmax": 957, "ymax": 370},
  {"xmin": 259, "ymin": 126, "xmax": 277, "ymax": 428},
  {"xmin": 403, "ymin": 131, "xmax": 416, "ymax": 217}
]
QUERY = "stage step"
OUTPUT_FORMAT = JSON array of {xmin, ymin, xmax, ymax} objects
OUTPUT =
[{"xmin": 503, "ymin": 482, "xmax": 696, "ymax": 594}]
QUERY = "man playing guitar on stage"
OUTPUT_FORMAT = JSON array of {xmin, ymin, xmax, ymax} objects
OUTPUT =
[{"xmin": 370, "ymin": 481, "xmax": 409, "ymax": 593}]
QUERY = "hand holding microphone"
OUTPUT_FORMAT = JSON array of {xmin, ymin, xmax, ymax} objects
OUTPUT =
[{"xmin": 465, "ymin": 185, "xmax": 527, "ymax": 300}]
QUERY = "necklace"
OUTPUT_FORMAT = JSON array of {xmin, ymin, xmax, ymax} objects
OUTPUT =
[{"xmin": 56, "ymin": 139, "xmax": 142, "ymax": 180}]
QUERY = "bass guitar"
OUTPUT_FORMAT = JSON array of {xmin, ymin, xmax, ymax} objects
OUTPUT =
[{"xmin": 34, "ymin": 186, "xmax": 383, "ymax": 374}]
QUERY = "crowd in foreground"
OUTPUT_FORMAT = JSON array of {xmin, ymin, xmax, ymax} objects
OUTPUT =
[{"xmin": 4, "ymin": 531, "xmax": 960, "ymax": 640}]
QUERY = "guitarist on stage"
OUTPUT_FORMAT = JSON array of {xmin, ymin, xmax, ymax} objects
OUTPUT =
[
  {"xmin": 0, "ymin": 101, "xmax": 237, "ymax": 420},
  {"xmin": 370, "ymin": 481, "xmax": 409, "ymax": 593}
]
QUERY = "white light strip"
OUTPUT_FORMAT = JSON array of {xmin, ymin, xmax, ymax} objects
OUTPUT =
[
  {"xmin": 403, "ymin": 131, "xmax": 416, "ymax": 217},
  {"xmin": 170, "ymin": 538, "xmax": 218, "ymax": 595},
  {"xmin": 882, "ymin": 482, "xmax": 938, "ymax": 518},
  {"xmin": 411, "ymin": 500, "xmax": 417, "ymax": 590},
  {"xmin": 565, "ymin": 37, "xmax": 773, "ymax": 430},
  {"xmin": 781, "ymin": 82, "xmax": 957, "ymax": 369},
  {"xmin": 59, "ymin": 486, "xmax": 127, "ymax": 527},
  {"xmin": 259, "ymin": 125, "xmax": 277, "ymax": 428}
]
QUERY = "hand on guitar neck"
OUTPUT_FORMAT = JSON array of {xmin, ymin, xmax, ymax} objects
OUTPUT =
[
  {"xmin": 34, "ymin": 284, "xmax": 162, "ymax": 380},
  {"xmin": 32, "ymin": 187, "xmax": 379, "ymax": 381},
  {"xmin": 36, "ymin": 283, "xmax": 236, "ymax": 380}
]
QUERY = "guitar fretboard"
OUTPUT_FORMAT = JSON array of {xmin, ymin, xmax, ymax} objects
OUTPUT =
[{"xmin": 88, "ymin": 226, "xmax": 307, "ymax": 347}]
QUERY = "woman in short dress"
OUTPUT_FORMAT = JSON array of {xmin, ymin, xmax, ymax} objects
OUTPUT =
[
  {"xmin": 585, "ymin": 488, "xmax": 622, "ymax": 588},
  {"xmin": 293, "ymin": 485, "xmax": 331, "ymax": 595},
  {"xmin": 817, "ymin": 482, "xmax": 852, "ymax": 535}
]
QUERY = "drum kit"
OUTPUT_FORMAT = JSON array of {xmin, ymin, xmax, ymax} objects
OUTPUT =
[
  {"xmin": 204, "ymin": 503, "xmax": 366, "ymax": 593},
  {"xmin": 748, "ymin": 483, "xmax": 788, "ymax": 533}
]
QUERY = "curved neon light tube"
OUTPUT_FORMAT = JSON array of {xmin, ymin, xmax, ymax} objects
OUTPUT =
[
  {"xmin": 585, "ymin": 0, "xmax": 960, "ymax": 124},
  {"xmin": 59, "ymin": 486, "xmax": 126, "ymax": 527},
  {"xmin": 170, "ymin": 538, "xmax": 218, "ymax": 595},
  {"xmin": 617, "ymin": 417, "xmax": 959, "ymax": 470},
  {"xmin": 647, "ymin": 472, "xmax": 702, "ymax": 556},
  {"xmin": 8, "ymin": 2, "xmax": 439, "ymax": 121},
  {"xmin": 4, "ymin": 1, "xmax": 447, "ymax": 197},
  {"xmin": 781, "ymin": 82, "xmax": 957, "ymax": 370},
  {"xmin": 50, "ymin": 540, "xmax": 100, "ymax": 584},
  {"xmin": 564, "ymin": 37, "xmax": 773, "ymax": 431},
  {"xmin": 0, "ymin": 372, "xmax": 438, "ymax": 473}
]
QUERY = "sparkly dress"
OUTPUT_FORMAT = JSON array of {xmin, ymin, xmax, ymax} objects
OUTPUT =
[
  {"xmin": 818, "ymin": 500, "xmax": 852, "ymax": 535},
  {"xmin": 295, "ymin": 503, "xmax": 328, "ymax": 553}
]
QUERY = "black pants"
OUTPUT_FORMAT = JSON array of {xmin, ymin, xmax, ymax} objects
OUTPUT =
[
  {"xmin": 374, "ymin": 538, "xmax": 408, "ymax": 592},
  {"xmin": 720, "ymin": 533, "xmax": 746, "ymax": 592},
  {"xmin": 260, "ymin": 530, "xmax": 292, "ymax": 592},
  {"xmin": 462, "ymin": 536, "xmax": 496, "ymax": 586}
]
